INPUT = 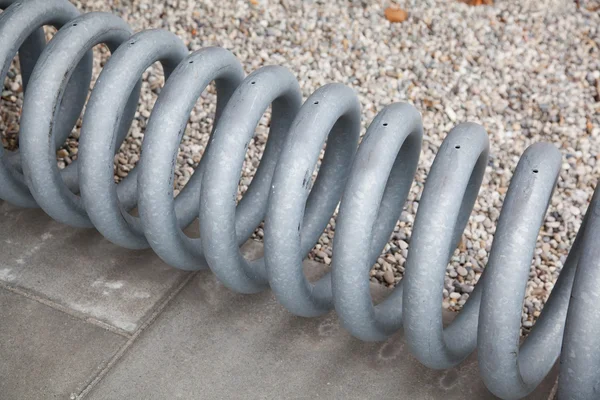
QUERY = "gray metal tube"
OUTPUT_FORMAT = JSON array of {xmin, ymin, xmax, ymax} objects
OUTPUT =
[
  {"xmin": 2, "ymin": 3, "xmax": 600, "ymax": 397},
  {"xmin": 265, "ymin": 83, "xmax": 361, "ymax": 317},
  {"xmin": 19, "ymin": 12, "xmax": 133, "ymax": 227},
  {"xmin": 478, "ymin": 143, "xmax": 563, "ymax": 399},
  {"xmin": 558, "ymin": 187, "xmax": 600, "ymax": 399},
  {"xmin": 138, "ymin": 47, "xmax": 245, "ymax": 270},
  {"xmin": 332, "ymin": 103, "xmax": 423, "ymax": 337},
  {"xmin": 79, "ymin": 29, "xmax": 188, "ymax": 247},
  {"xmin": 0, "ymin": 0, "xmax": 91, "ymax": 207},
  {"xmin": 199, "ymin": 66, "xmax": 303, "ymax": 293}
]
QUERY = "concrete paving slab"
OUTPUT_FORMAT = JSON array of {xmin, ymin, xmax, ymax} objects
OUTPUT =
[
  {"xmin": 88, "ymin": 267, "xmax": 557, "ymax": 400},
  {"xmin": 0, "ymin": 202, "xmax": 557, "ymax": 399},
  {"xmin": 0, "ymin": 287, "xmax": 125, "ymax": 399},
  {"xmin": 0, "ymin": 201, "xmax": 189, "ymax": 333}
]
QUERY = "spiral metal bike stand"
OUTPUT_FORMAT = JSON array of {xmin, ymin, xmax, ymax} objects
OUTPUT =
[{"xmin": 0, "ymin": 0, "xmax": 599, "ymax": 398}]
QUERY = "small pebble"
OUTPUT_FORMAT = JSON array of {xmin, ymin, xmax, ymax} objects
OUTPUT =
[{"xmin": 383, "ymin": 270, "xmax": 395, "ymax": 285}]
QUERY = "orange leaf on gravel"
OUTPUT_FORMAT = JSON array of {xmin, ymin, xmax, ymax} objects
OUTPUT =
[
  {"xmin": 459, "ymin": 0, "xmax": 493, "ymax": 5},
  {"xmin": 384, "ymin": 7, "xmax": 409, "ymax": 23}
]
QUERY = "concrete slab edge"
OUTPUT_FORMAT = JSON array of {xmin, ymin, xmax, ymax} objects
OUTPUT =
[
  {"xmin": 75, "ymin": 272, "xmax": 197, "ymax": 399},
  {"xmin": 0, "ymin": 280, "xmax": 131, "ymax": 339}
]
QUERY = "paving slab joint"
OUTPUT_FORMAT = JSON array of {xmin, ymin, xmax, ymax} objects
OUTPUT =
[
  {"xmin": 75, "ymin": 271, "xmax": 198, "ymax": 399},
  {"xmin": 0, "ymin": 280, "xmax": 132, "ymax": 338}
]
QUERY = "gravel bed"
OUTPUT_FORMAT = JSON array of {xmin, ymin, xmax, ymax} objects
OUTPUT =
[{"xmin": 2, "ymin": 0, "xmax": 600, "ymax": 332}]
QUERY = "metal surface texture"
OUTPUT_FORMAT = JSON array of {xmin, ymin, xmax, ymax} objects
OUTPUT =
[{"xmin": 0, "ymin": 1, "xmax": 598, "ymax": 398}]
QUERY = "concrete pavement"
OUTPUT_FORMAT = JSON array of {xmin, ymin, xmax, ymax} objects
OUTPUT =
[{"xmin": 0, "ymin": 201, "xmax": 558, "ymax": 399}]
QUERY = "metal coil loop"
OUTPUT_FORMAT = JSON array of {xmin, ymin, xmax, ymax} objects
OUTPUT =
[{"xmin": 1, "ymin": 1, "xmax": 599, "ymax": 398}]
